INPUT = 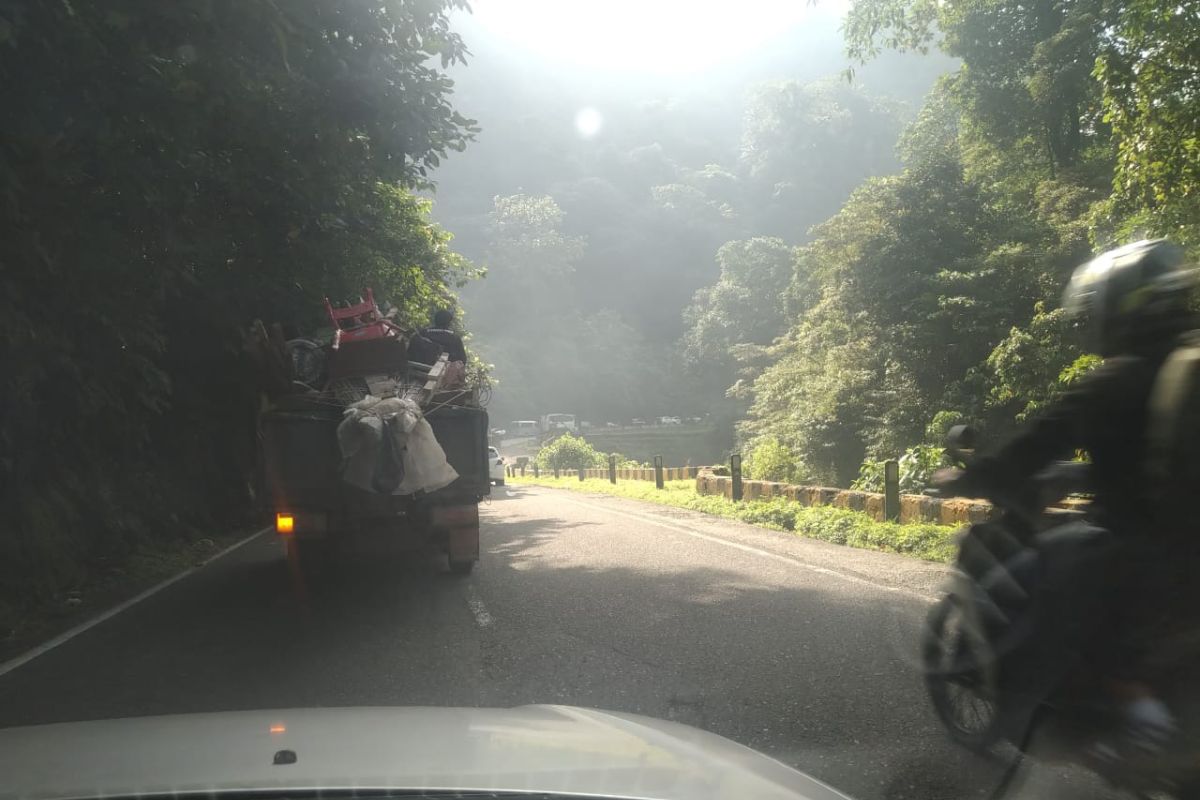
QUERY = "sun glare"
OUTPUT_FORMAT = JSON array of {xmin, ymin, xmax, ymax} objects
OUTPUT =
[
  {"xmin": 467, "ymin": 0, "xmax": 836, "ymax": 75},
  {"xmin": 575, "ymin": 107, "xmax": 604, "ymax": 138}
]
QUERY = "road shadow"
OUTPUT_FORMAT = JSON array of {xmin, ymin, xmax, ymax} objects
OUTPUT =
[
  {"xmin": 0, "ymin": 496, "xmax": 1103, "ymax": 800},
  {"xmin": 471, "ymin": 503, "xmax": 1086, "ymax": 800}
]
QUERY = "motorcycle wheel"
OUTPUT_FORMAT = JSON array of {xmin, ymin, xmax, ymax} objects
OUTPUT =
[{"xmin": 923, "ymin": 596, "xmax": 1002, "ymax": 751}]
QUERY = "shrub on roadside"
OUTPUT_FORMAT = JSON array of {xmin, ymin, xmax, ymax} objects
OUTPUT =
[
  {"xmin": 745, "ymin": 437, "xmax": 807, "ymax": 483},
  {"xmin": 535, "ymin": 433, "xmax": 607, "ymax": 471},
  {"xmin": 511, "ymin": 475, "xmax": 959, "ymax": 563},
  {"xmin": 852, "ymin": 443, "xmax": 948, "ymax": 494},
  {"xmin": 612, "ymin": 453, "xmax": 649, "ymax": 469}
]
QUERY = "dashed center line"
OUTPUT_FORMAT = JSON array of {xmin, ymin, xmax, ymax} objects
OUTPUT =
[{"xmin": 465, "ymin": 584, "xmax": 494, "ymax": 628}]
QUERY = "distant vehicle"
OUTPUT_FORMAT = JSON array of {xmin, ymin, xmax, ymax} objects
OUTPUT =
[
  {"xmin": 659, "ymin": 416, "xmax": 682, "ymax": 425},
  {"xmin": 631, "ymin": 418, "xmax": 647, "ymax": 426},
  {"xmin": 686, "ymin": 416, "xmax": 704, "ymax": 425},
  {"xmin": 510, "ymin": 420, "xmax": 540, "ymax": 436},
  {"xmin": 488, "ymin": 446, "xmax": 505, "ymax": 486},
  {"xmin": 490, "ymin": 428, "xmax": 507, "ymax": 438},
  {"xmin": 604, "ymin": 421, "xmax": 619, "ymax": 428},
  {"xmin": 541, "ymin": 413, "xmax": 577, "ymax": 433},
  {"xmin": 259, "ymin": 290, "xmax": 486, "ymax": 576}
]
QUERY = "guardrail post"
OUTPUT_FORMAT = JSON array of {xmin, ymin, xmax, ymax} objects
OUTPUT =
[
  {"xmin": 884, "ymin": 459, "xmax": 900, "ymax": 522},
  {"xmin": 654, "ymin": 455, "xmax": 664, "ymax": 489},
  {"xmin": 608, "ymin": 454, "xmax": 617, "ymax": 484},
  {"xmin": 731, "ymin": 454, "xmax": 743, "ymax": 502}
]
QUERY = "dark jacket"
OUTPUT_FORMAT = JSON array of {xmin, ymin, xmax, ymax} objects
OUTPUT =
[
  {"xmin": 962, "ymin": 348, "xmax": 1172, "ymax": 536},
  {"xmin": 419, "ymin": 327, "xmax": 467, "ymax": 363}
]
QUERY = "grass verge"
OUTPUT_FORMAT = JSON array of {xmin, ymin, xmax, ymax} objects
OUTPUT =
[{"xmin": 509, "ymin": 475, "xmax": 957, "ymax": 563}]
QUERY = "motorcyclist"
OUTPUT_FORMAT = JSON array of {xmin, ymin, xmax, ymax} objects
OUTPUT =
[{"xmin": 936, "ymin": 239, "xmax": 1198, "ymax": 759}]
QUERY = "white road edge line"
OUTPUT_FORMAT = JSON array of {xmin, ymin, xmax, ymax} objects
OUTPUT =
[
  {"xmin": 464, "ymin": 585, "xmax": 494, "ymax": 628},
  {"xmin": 551, "ymin": 494, "xmax": 935, "ymax": 601},
  {"xmin": 0, "ymin": 526, "xmax": 271, "ymax": 679}
]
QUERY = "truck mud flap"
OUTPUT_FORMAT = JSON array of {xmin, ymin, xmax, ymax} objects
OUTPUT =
[{"xmin": 432, "ymin": 504, "xmax": 479, "ymax": 566}]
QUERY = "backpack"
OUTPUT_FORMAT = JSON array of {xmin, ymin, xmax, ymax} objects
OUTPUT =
[
  {"xmin": 1144, "ymin": 334, "xmax": 1200, "ymax": 532},
  {"xmin": 406, "ymin": 332, "xmax": 444, "ymax": 367}
]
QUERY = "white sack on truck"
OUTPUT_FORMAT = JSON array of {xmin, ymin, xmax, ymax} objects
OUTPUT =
[{"xmin": 336, "ymin": 395, "xmax": 458, "ymax": 495}]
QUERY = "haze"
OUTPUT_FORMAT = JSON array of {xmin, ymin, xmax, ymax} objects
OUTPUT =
[
  {"xmin": 469, "ymin": 0, "xmax": 831, "ymax": 75},
  {"xmin": 433, "ymin": 0, "xmax": 953, "ymax": 465}
]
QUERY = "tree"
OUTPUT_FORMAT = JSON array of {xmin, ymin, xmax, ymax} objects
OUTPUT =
[
  {"xmin": 1096, "ymin": 2, "xmax": 1200, "ymax": 244},
  {"xmin": 0, "ymin": 0, "xmax": 477, "ymax": 623},
  {"xmin": 843, "ymin": 0, "xmax": 1106, "ymax": 176},
  {"xmin": 535, "ymin": 433, "xmax": 606, "ymax": 471},
  {"xmin": 739, "ymin": 79, "xmax": 903, "ymax": 238},
  {"xmin": 467, "ymin": 194, "xmax": 584, "ymax": 332},
  {"xmin": 738, "ymin": 75, "xmax": 1100, "ymax": 483},
  {"xmin": 681, "ymin": 238, "xmax": 797, "ymax": 371}
]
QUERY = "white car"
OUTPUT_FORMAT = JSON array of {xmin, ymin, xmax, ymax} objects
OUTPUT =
[
  {"xmin": 0, "ymin": 706, "xmax": 851, "ymax": 800},
  {"xmin": 488, "ymin": 446, "xmax": 506, "ymax": 486}
]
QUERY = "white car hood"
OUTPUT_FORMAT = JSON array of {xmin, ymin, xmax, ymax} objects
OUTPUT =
[{"xmin": 0, "ymin": 705, "xmax": 850, "ymax": 800}]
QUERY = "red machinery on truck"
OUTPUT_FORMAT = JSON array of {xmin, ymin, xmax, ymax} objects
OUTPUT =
[{"xmin": 254, "ymin": 291, "xmax": 488, "ymax": 575}]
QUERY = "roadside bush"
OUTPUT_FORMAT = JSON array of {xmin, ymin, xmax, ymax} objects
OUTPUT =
[
  {"xmin": 852, "ymin": 444, "xmax": 947, "ymax": 494},
  {"xmin": 535, "ymin": 433, "xmax": 607, "ymax": 471},
  {"xmin": 511, "ymin": 475, "xmax": 959, "ymax": 563},
  {"xmin": 613, "ymin": 453, "xmax": 649, "ymax": 469},
  {"xmin": 745, "ymin": 437, "xmax": 807, "ymax": 483},
  {"xmin": 925, "ymin": 410, "xmax": 966, "ymax": 444}
]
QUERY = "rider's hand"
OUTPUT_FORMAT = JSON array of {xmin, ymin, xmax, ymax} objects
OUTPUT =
[{"xmin": 932, "ymin": 467, "xmax": 967, "ymax": 497}]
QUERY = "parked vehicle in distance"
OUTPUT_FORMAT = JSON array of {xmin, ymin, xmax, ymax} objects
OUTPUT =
[
  {"xmin": 631, "ymin": 418, "xmax": 647, "ymax": 426},
  {"xmin": 510, "ymin": 420, "xmax": 540, "ymax": 436},
  {"xmin": 659, "ymin": 416, "xmax": 682, "ymax": 425},
  {"xmin": 540, "ymin": 413, "xmax": 577, "ymax": 433},
  {"xmin": 488, "ymin": 446, "xmax": 505, "ymax": 486},
  {"xmin": 489, "ymin": 428, "xmax": 506, "ymax": 438},
  {"xmin": 604, "ymin": 421, "xmax": 619, "ymax": 428}
]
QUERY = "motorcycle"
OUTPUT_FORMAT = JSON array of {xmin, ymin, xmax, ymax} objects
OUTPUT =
[{"xmin": 922, "ymin": 426, "xmax": 1200, "ymax": 797}]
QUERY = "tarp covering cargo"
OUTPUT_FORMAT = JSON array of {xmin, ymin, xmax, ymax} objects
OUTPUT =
[{"xmin": 337, "ymin": 395, "xmax": 458, "ymax": 495}]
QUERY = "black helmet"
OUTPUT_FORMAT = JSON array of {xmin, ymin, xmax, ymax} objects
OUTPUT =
[{"xmin": 1062, "ymin": 239, "xmax": 1196, "ymax": 356}]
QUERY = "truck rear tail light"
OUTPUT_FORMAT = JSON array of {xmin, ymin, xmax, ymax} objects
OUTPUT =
[{"xmin": 276, "ymin": 513, "xmax": 295, "ymax": 535}]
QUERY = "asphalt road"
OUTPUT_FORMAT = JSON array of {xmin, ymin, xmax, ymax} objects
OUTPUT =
[{"xmin": 0, "ymin": 484, "xmax": 1110, "ymax": 800}]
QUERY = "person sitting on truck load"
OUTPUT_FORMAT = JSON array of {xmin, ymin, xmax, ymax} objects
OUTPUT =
[{"xmin": 420, "ymin": 309, "xmax": 467, "ymax": 364}]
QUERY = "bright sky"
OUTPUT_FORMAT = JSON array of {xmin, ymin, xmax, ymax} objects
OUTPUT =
[{"xmin": 468, "ymin": 0, "xmax": 847, "ymax": 77}]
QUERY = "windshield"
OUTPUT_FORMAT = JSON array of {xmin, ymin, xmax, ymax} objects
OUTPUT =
[{"xmin": 3, "ymin": 2, "xmax": 1199, "ymax": 800}]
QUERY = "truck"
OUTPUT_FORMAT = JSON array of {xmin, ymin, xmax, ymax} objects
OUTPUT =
[
  {"xmin": 509, "ymin": 420, "xmax": 540, "ymax": 437},
  {"xmin": 253, "ymin": 291, "xmax": 489, "ymax": 576},
  {"xmin": 540, "ymin": 413, "xmax": 578, "ymax": 433}
]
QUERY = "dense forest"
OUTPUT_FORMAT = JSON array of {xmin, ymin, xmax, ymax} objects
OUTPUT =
[
  {"xmin": 740, "ymin": 0, "xmax": 1200, "ymax": 484},
  {"xmin": 0, "ymin": 1, "xmax": 478, "ymax": 628},
  {"xmin": 2, "ymin": 0, "xmax": 1197, "ymax": 630},
  {"xmin": 443, "ymin": 0, "xmax": 1199, "ymax": 486},
  {"xmin": 435, "ymin": 8, "xmax": 951, "ymax": 441}
]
